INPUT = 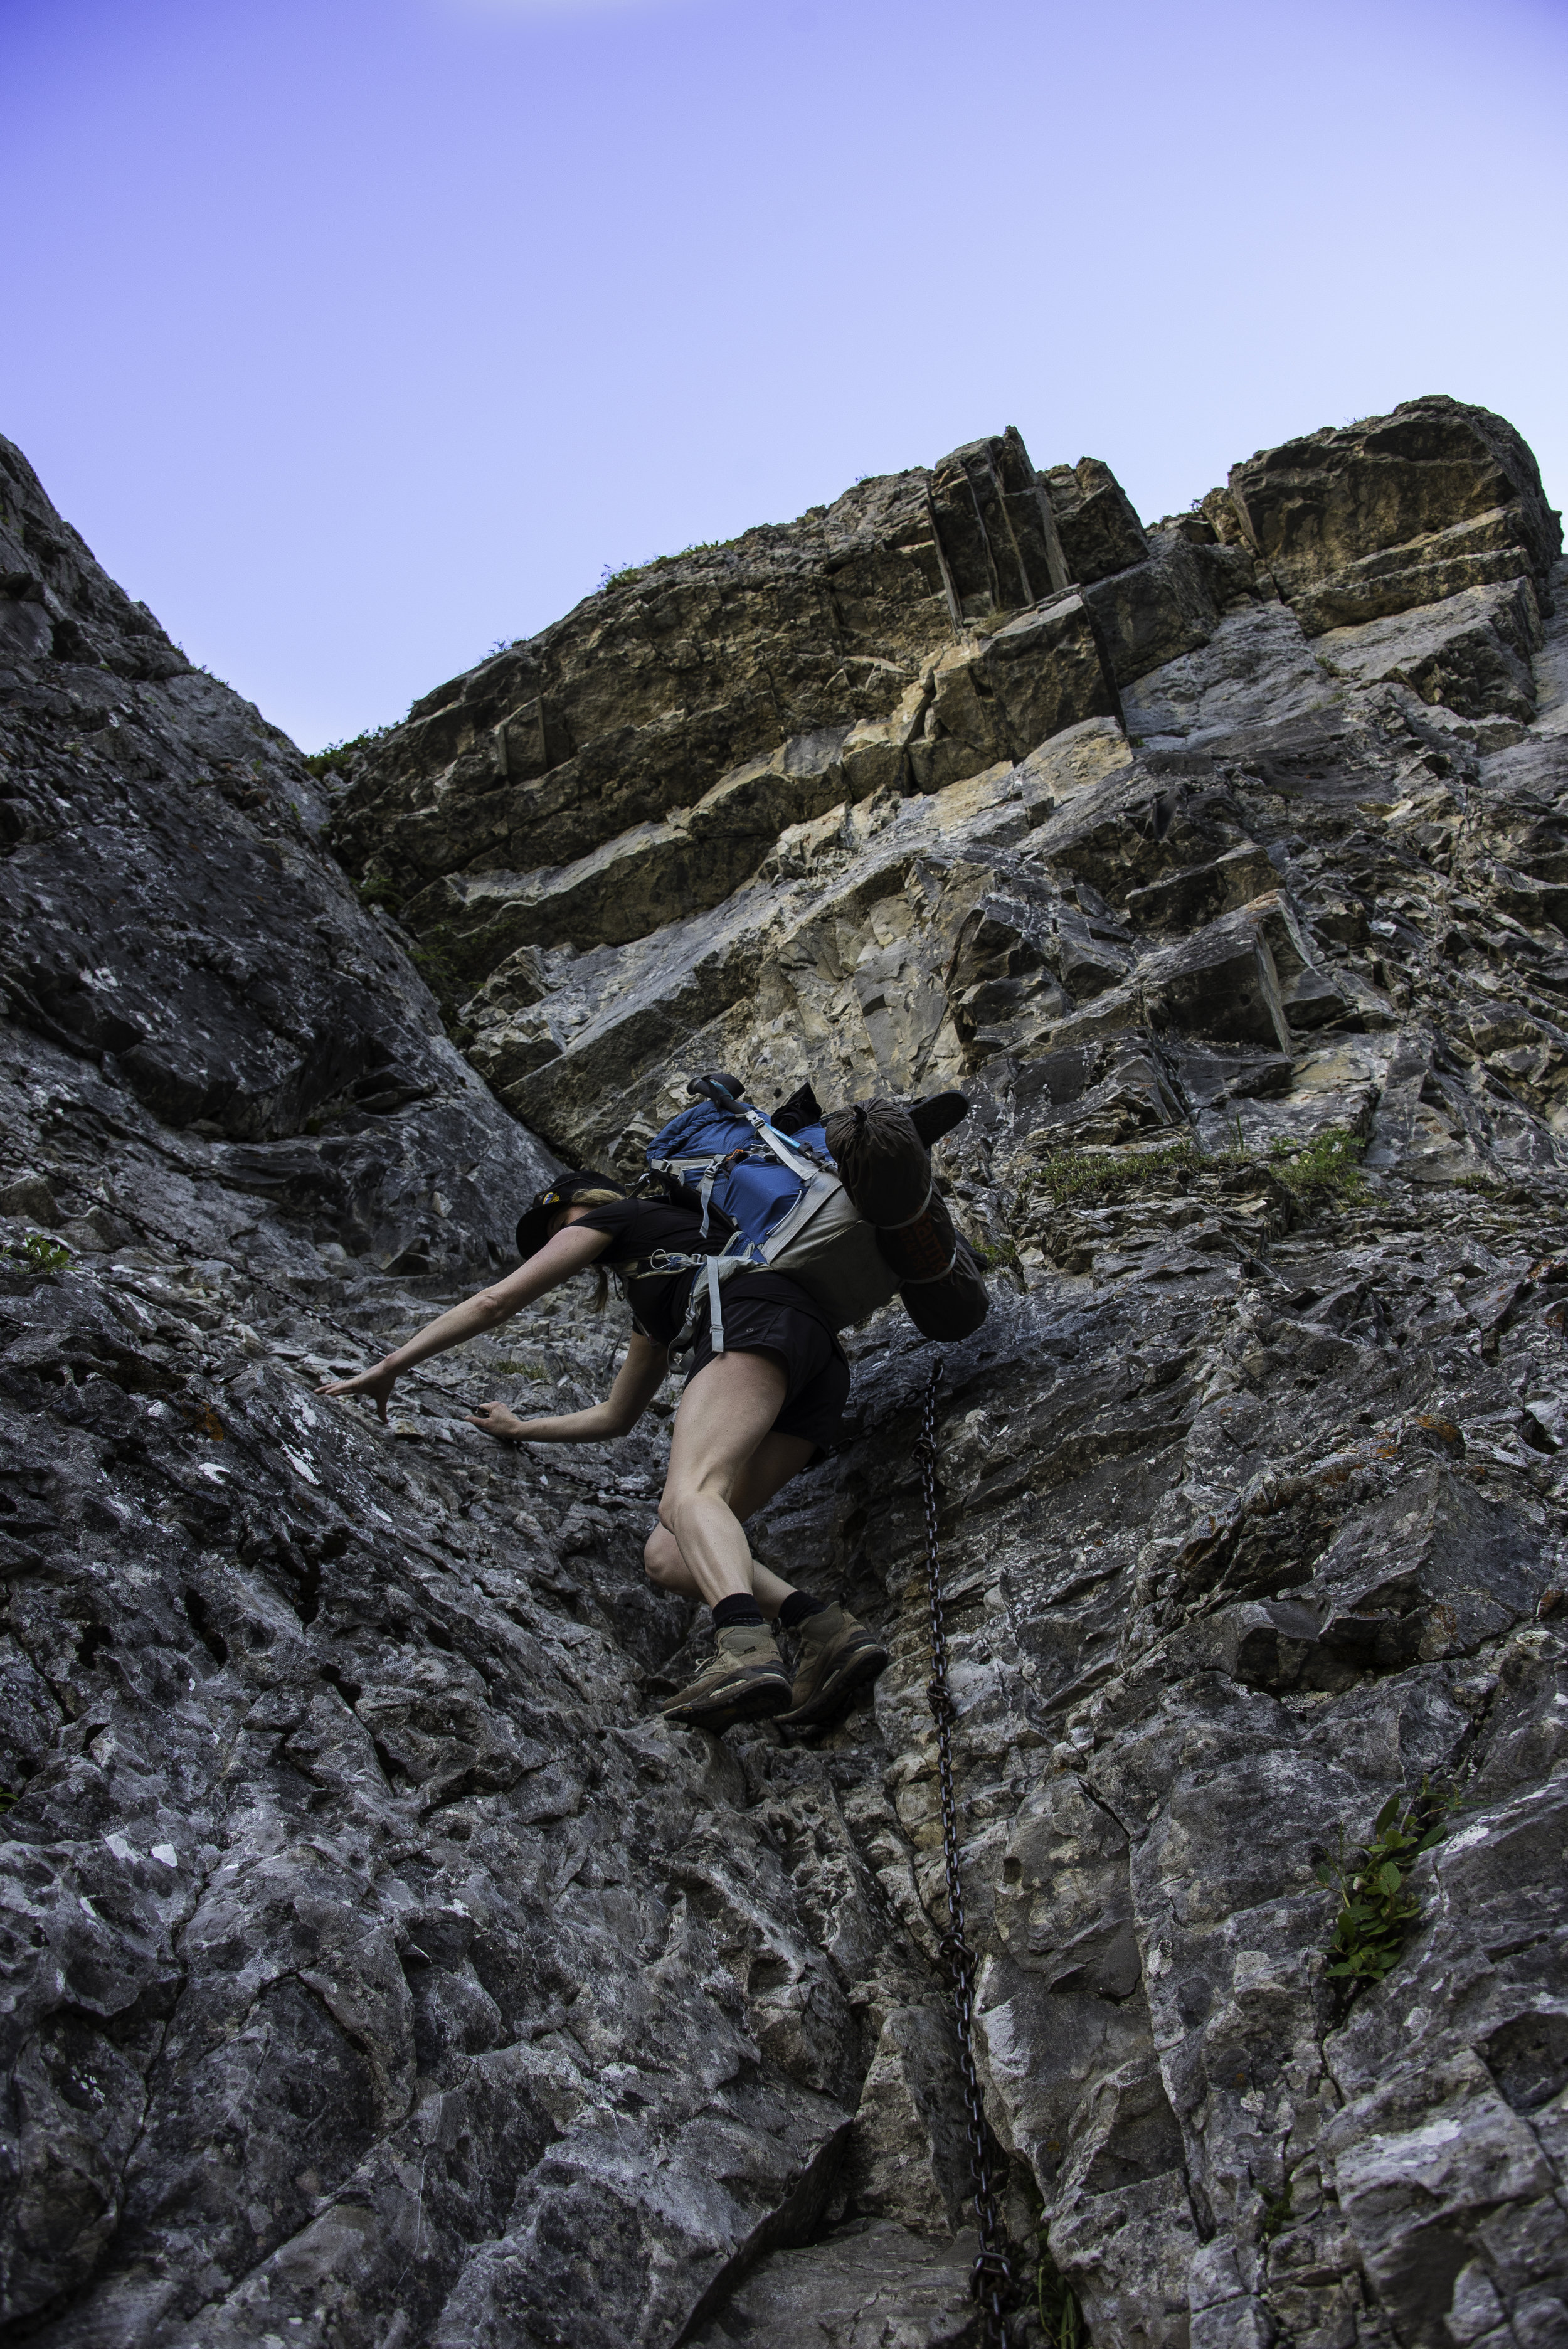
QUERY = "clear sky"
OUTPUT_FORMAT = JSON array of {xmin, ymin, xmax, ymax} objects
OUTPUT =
[{"xmin": 7, "ymin": 0, "xmax": 1566, "ymax": 751}]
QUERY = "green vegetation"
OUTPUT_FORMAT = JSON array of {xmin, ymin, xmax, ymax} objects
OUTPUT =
[
  {"xmin": 1036, "ymin": 2239, "xmax": 1085, "ymax": 2349},
  {"xmin": 302, "ymin": 725, "xmax": 392, "ymax": 780},
  {"xmin": 356, "ymin": 876, "xmax": 405, "ymax": 915},
  {"xmin": 1266, "ymin": 1127, "xmax": 1367, "ymax": 1204},
  {"xmin": 1261, "ymin": 2185, "xmax": 1295, "ymax": 2242},
  {"xmin": 3, "ymin": 1231, "xmax": 73, "ymax": 1275},
  {"xmin": 1316, "ymin": 1781, "xmax": 1463, "ymax": 1989},
  {"xmin": 1031, "ymin": 1127, "xmax": 1366, "ymax": 1212},
  {"xmin": 1034, "ymin": 1137, "xmax": 1207, "ymax": 1206},
  {"xmin": 494, "ymin": 1358, "xmax": 552, "ymax": 1381},
  {"xmin": 598, "ymin": 541, "xmax": 723, "ymax": 593},
  {"xmin": 0, "ymin": 1786, "xmax": 16, "ymax": 1815},
  {"xmin": 971, "ymin": 1234, "xmax": 1021, "ymax": 1273},
  {"xmin": 408, "ymin": 936, "xmax": 474, "ymax": 1044}
]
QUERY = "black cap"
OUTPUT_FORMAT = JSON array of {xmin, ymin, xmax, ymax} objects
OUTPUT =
[{"xmin": 514, "ymin": 1171, "xmax": 624, "ymax": 1261}]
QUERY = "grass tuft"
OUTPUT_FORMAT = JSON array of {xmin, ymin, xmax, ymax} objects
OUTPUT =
[
  {"xmin": 1036, "ymin": 2238, "xmax": 1085, "ymax": 2349},
  {"xmin": 1031, "ymin": 1127, "xmax": 1365, "ymax": 1211},
  {"xmin": 598, "ymin": 541, "xmax": 723, "ymax": 593},
  {"xmin": 1266, "ymin": 1127, "xmax": 1367, "ymax": 1202},
  {"xmin": 970, "ymin": 1234, "xmax": 1020, "ymax": 1273}
]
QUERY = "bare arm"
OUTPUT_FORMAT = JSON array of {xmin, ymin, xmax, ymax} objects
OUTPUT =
[
  {"xmin": 470, "ymin": 1330, "xmax": 670, "ymax": 1446},
  {"xmin": 318, "ymin": 1222, "xmax": 613, "ymax": 1421}
]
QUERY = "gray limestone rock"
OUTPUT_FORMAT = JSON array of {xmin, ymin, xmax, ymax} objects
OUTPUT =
[{"xmin": 4, "ymin": 408, "xmax": 1568, "ymax": 2349}]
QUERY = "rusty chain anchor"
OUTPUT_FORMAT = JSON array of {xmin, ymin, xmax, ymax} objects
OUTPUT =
[{"xmin": 914, "ymin": 1357, "xmax": 1012, "ymax": 2345}]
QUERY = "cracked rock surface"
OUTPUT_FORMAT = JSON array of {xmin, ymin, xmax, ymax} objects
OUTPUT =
[{"xmin": 3, "ymin": 397, "xmax": 1568, "ymax": 2349}]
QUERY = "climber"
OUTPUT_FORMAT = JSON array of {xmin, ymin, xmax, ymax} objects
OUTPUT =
[{"xmin": 317, "ymin": 1170, "xmax": 889, "ymax": 1734}]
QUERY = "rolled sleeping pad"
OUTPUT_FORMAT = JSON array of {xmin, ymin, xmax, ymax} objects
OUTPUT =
[
  {"xmin": 824, "ymin": 1099, "xmax": 931, "ymax": 1224},
  {"xmin": 825, "ymin": 1098, "xmax": 989, "ymax": 1341},
  {"xmin": 883, "ymin": 1186, "xmax": 989, "ymax": 1340}
]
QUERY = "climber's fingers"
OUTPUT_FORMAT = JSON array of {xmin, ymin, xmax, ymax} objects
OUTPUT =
[
  {"xmin": 319, "ymin": 1365, "xmax": 397, "ymax": 1422},
  {"xmin": 470, "ymin": 1401, "xmax": 524, "ymax": 1441}
]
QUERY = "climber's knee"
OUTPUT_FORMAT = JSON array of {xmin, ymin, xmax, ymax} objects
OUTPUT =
[{"xmin": 644, "ymin": 1522, "xmax": 684, "ymax": 1589}]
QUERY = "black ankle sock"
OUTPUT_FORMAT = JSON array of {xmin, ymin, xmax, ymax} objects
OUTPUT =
[
  {"xmin": 777, "ymin": 1590, "xmax": 829, "ymax": 1630},
  {"xmin": 712, "ymin": 1594, "xmax": 767, "ymax": 1631}
]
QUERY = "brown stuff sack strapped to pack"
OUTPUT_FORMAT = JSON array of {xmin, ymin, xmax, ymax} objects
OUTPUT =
[{"xmin": 824, "ymin": 1100, "xmax": 988, "ymax": 1342}]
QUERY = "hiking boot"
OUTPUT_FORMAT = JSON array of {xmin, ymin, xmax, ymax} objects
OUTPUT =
[
  {"xmin": 781, "ymin": 1605, "xmax": 889, "ymax": 1731},
  {"xmin": 660, "ymin": 1625, "xmax": 793, "ymax": 1732},
  {"xmin": 909, "ymin": 1091, "xmax": 970, "ymax": 1148}
]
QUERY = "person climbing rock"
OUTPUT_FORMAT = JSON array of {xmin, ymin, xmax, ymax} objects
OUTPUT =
[{"xmin": 317, "ymin": 1170, "xmax": 889, "ymax": 1733}]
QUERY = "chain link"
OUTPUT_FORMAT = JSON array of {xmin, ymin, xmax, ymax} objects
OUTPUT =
[{"xmin": 915, "ymin": 1358, "xmax": 1012, "ymax": 2346}]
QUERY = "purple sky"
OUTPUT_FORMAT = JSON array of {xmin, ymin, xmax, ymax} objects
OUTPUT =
[{"xmin": 8, "ymin": 0, "xmax": 1566, "ymax": 751}]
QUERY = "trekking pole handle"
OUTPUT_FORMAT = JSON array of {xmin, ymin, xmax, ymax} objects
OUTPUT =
[{"xmin": 688, "ymin": 1074, "xmax": 741, "ymax": 1111}]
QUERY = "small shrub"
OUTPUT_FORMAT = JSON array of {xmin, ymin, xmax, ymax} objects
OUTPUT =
[
  {"xmin": 1261, "ymin": 2185, "xmax": 1295, "ymax": 2241},
  {"xmin": 4, "ymin": 1231, "xmax": 73, "ymax": 1274},
  {"xmin": 494, "ymin": 1358, "xmax": 552, "ymax": 1381},
  {"xmin": 356, "ymin": 876, "xmax": 405, "ymax": 915},
  {"xmin": 302, "ymin": 725, "xmax": 391, "ymax": 780},
  {"xmin": 1316, "ymin": 1780, "xmax": 1463, "ymax": 1988}
]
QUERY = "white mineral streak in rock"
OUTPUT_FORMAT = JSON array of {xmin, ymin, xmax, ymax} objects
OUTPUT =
[{"xmin": 1, "ymin": 400, "xmax": 1567, "ymax": 2348}]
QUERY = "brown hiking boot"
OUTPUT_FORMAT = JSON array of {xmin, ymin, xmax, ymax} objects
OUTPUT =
[
  {"xmin": 781, "ymin": 1604, "xmax": 889, "ymax": 1731},
  {"xmin": 659, "ymin": 1625, "xmax": 793, "ymax": 1732}
]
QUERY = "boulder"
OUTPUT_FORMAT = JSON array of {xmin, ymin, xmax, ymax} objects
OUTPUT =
[
  {"xmin": 1314, "ymin": 575, "xmax": 1544, "ymax": 721},
  {"xmin": 925, "ymin": 427, "xmax": 1069, "ymax": 619},
  {"xmin": 1081, "ymin": 529, "xmax": 1231, "ymax": 686},
  {"xmin": 902, "ymin": 597, "xmax": 1121, "ymax": 796},
  {"xmin": 1227, "ymin": 393, "xmax": 1563, "ymax": 635},
  {"xmin": 1041, "ymin": 456, "xmax": 1150, "ymax": 585}
]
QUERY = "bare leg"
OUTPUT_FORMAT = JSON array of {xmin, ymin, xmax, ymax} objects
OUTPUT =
[
  {"xmin": 644, "ymin": 1425, "xmax": 815, "ymax": 1610},
  {"xmin": 645, "ymin": 1529, "xmax": 796, "ymax": 1613},
  {"xmin": 656, "ymin": 1350, "xmax": 795, "ymax": 1608}
]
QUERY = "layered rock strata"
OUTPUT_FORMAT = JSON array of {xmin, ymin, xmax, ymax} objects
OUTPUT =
[{"xmin": 1, "ymin": 398, "xmax": 1566, "ymax": 2349}]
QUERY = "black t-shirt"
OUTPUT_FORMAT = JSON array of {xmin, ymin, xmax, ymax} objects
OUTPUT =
[{"xmin": 576, "ymin": 1196, "xmax": 836, "ymax": 1349}]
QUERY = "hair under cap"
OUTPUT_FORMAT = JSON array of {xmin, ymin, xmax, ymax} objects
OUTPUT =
[{"xmin": 514, "ymin": 1170, "xmax": 625, "ymax": 1261}]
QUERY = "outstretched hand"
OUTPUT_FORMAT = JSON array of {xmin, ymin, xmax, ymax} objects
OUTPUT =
[
  {"xmin": 470, "ymin": 1401, "xmax": 529, "ymax": 1443},
  {"xmin": 319, "ymin": 1363, "xmax": 399, "ymax": 1422}
]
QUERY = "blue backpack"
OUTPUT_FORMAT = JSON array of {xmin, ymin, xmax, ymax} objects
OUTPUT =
[{"xmin": 627, "ymin": 1081, "xmax": 898, "ymax": 1350}]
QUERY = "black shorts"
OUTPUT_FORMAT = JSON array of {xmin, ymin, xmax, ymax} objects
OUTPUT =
[{"xmin": 684, "ymin": 1294, "xmax": 850, "ymax": 1458}]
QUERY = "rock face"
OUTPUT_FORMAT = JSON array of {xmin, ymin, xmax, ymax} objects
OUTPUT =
[{"xmin": 3, "ymin": 398, "xmax": 1567, "ymax": 2349}]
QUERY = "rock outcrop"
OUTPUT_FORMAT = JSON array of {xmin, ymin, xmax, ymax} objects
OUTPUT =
[{"xmin": 3, "ymin": 395, "xmax": 1567, "ymax": 2349}]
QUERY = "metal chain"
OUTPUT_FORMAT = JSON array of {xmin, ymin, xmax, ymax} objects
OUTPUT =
[{"xmin": 915, "ymin": 1357, "xmax": 1012, "ymax": 2346}]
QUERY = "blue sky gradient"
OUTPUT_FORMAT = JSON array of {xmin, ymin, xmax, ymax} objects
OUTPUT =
[{"xmin": 8, "ymin": 0, "xmax": 1566, "ymax": 749}]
